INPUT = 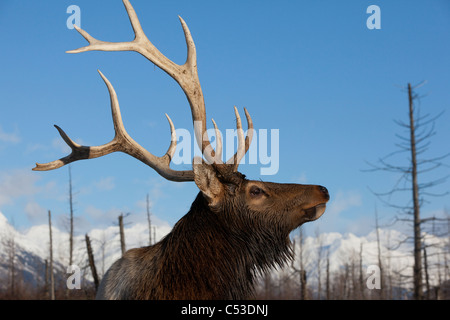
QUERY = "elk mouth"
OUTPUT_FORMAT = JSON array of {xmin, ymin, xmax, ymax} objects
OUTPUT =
[{"xmin": 303, "ymin": 203, "xmax": 327, "ymax": 222}]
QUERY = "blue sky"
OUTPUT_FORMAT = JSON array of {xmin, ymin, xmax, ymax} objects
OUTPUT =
[{"xmin": 0, "ymin": 0, "xmax": 449, "ymax": 237}]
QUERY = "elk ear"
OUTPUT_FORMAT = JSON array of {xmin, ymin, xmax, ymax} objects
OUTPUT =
[{"xmin": 193, "ymin": 157, "xmax": 224, "ymax": 205}]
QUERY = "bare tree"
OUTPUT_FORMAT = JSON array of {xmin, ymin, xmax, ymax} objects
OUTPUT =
[
  {"xmin": 325, "ymin": 248, "xmax": 330, "ymax": 300},
  {"xmin": 146, "ymin": 194, "xmax": 152, "ymax": 246},
  {"xmin": 444, "ymin": 214, "xmax": 450, "ymax": 299},
  {"xmin": 365, "ymin": 82, "xmax": 449, "ymax": 299},
  {"xmin": 44, "ymin": 259, "xmax": 48, "ymax": 297},
  {"xmin": 374, "ymin": 207, "xmax": 385, "ymax": 299},
  {"xmin": 291, "ymin": 227, "xmax": 309, "ymax": 299},
  {"xmin": 85, "ymin": 234, "xmax": 99, "ymax": 292},
  {"xmin": 2, "ymin": 230, "xmax": 17, "ymax": 297},
  {"xmin": 421, "ymin": 216, "xmax": 450, "ymax": 299},
  {"xmin": 68, "ymin": 165, "xmax": 75, "ymax": 268},
  {"xmin": 98, "ymin": 231, "xmax": 109, "ymax": 277},
  {"xmin": 48, "ymin": 210, "xmax": 55, "ymax": 300},
  {"xmin": 358, "ymin": 242, "xmax": 366, "ymax": 299},
  {"xmin": 118, "ymin": 213, "xmax": 130, "ymax": 257},
  {"xmin": 315, "ymin": 228, "xmax": 325, "ymax": 299},
  {"xmin": 423, "ymin": 244, "xmax": 431, "ymax": 299}
]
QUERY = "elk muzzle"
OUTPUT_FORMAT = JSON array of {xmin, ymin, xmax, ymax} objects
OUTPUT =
[{"xmin": 301, "ymin": 185, "xmax": 329, "ymax": 223}]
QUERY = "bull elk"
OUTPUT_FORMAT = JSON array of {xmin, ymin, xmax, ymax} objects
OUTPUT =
[{"xmin": 33, "ymin": 0, "xmax": 329, "ymax": 299}]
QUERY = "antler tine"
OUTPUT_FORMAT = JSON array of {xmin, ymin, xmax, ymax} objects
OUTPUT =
[
  {"xmin": 178, "ymin": 16, "xmax": 197, "ymax": 71},
  {"xmin": 226, "ymin": 107, "xmax": 254, "ymax": 170},
  {"xmin": 34, "ymin": 71, "xmax": 194, "ymax": 182},
  {"xmin": 243, "ymin": 107, "xmax": 254, "ymax": 153},
  {"xmin": 32, "ymin": 125, "xmax": 95, "ymax": 171},
  {"xmin": 165, "ymin": 113, "xmax": 177, "ymax": 161}
]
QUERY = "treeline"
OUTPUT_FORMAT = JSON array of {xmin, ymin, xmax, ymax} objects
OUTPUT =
[
  {"xmin": 0, "ymin": 205, "xmax": 152, "ymax": 300},
  {"xmin": 254, "ymin": 225, "xmax": 450, "ymax": 300},
  {"xmin": 0, "ymin": 217, "xmax": 96, "ymax": 300},
  {"xmin": 0, "ymin": 217, "xmax": 449, "ymax": 300}
]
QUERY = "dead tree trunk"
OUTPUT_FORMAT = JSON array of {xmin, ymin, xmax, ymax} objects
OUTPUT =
[
  {"xmin": 326, "ymin": 250, "xmax": 330, "ymax": 300},
  {"xmin": 375, "ymin": 207, "xmax": 385, "ymax": 299},
  {"xmin": 44, "ymin": 259, "xmax": 49, "ymax": 298},
  {"xmin": 365, "ymin": 82, "xmax": 449, "ymax": 300},
  {"xmin": 300, "ymin": 270, "xmax": 307, "ymax": 300},
  {"xmin": 48, "ymin": 210, "xmax": 55, "ymax": 300},
  {"xmin": 119, "ymin": 214, "xmax": 126, "ymax": 256},
  {"xmin": 423, "ymin": 245, "xmax": 431, "ymax": 299},
  {"xmin": 85, "ymin": 234, "xmax": 99, "ymax": 291},
  {"xmin": 359, "ymin": 242, "xmax": 366, "ymax": 299},
  {"xmin": 68, "ymin": 165, "xmax": 74, "ymax": 267},
  {"xmin": 292, "ymin": 228, "xmax": 308, "ymax": 300},
  {"xmin": 146, "ymin": 194, "xmax": 152, "ymax": 246},
  {"xmin": 408, "ymin": 83, "xmax": 423, "ymax": 300}
]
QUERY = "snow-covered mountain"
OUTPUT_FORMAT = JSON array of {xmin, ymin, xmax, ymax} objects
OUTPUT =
[
  {"xmin": 0, "ymin": 210, "xmax": 172, "ymax": 290},
  {"xmin": 0, "ymin": 210, "xmax": 447, "ymax": 297}
]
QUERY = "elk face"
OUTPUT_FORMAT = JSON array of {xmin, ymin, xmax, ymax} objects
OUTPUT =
[
  {"xmin": 193, "ymin": 160, "xmax": 329, "ymax": 233},
  {"xmin": 244, "ymin": 181, "xmax": 329, "ymax": 229}
]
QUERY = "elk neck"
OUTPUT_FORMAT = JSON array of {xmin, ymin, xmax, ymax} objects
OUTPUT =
[{"xmin": 156, "ymin": 191, "xmax": 294, "ymax": 299}]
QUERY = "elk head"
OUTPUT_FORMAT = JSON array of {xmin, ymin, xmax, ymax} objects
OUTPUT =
[
  {"xmin": 193, "ymin": 161, "xmax": 328, "ymax": 230},
  {"xmin": 33, "ymin": 0, "xmax": 329, "ymax": 299}
]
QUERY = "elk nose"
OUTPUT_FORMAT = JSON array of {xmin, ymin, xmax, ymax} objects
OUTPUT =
[{"xmin": 318, "ymin": 186, "xmax": 329, "ymax": 200}]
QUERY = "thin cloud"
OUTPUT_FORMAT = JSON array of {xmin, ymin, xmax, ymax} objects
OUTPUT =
[
  {"xmin": 0, "ymin": 169, "xmax": 40, "ymax": 207},
  {"xmin": 312, "ymin": 189, "xmax": 363, "ymax": 235},
  {"xmin": 0, "ymin": 125, "xmax": 20, "ymax": 144},
  {"xmin": 292, "ymin": 172, "xmax": 308, "ymax": 184},
  {"xmin": 326, "ymin": 190, "xmax": 362, "ymax": 216},
  {"xmin": 24, "ymin": 201, "xmax": 47, "ymax": 224},
  {"xmin": 95, "ymin": 176, "xmax": 115, "ymax": 191}
]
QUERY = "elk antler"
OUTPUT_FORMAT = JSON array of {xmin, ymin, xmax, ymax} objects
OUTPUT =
[
  {"xmin": 33, "ymin": 70, "xmax": 194, "ymax": 181},
  {"xmin": 34, "ymin": 0, "xmax": 253, "ymax": 179}
]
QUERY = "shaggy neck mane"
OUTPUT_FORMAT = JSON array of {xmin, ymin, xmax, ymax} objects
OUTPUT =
[{"xmin": 156, "ymin": 192, "xmax": 293, "ymax": 300}]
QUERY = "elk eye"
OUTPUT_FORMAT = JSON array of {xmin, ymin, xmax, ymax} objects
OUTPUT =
[{"xmin": 249, "ymin": 186, "xmax": 264, "ymax": 197}]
